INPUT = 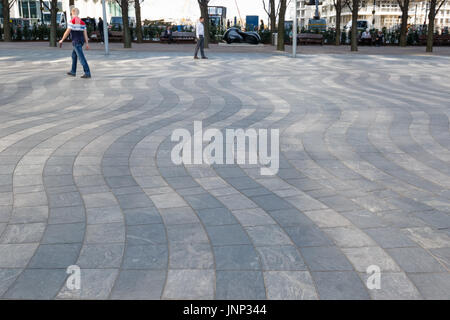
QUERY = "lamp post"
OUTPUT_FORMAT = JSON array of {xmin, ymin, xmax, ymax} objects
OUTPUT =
[
  {"xmin": 293, "ymin": 0, "xmax": 298, "ymax": 57},
  {"xmin": 102, "ymin": 0, "xmax": 109, "ymax": 55}
]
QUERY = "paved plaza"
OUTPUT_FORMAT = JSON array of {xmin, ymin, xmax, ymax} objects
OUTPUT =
[{"xmin": 0, "ymin": 44, "xmax": 449, "ymax": 299}]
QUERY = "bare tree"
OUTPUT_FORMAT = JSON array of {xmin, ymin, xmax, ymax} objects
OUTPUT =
[
  {"xmin": 262, "ymin": 0, "xmax": 277, "ymax": 32},
  {"xmin": 115, "ymin": 0, "xmax": 132, "ymax": 48},
  {"xmin": 134, "ymin": 0, "xmax": 143, "ymax": 43},
  {"xmin": 345, "ymin": 0, "xmax": 361, "ymax": 51},
  {"xmin": 197, "ymin": 0, "xmax": 210, "ymax": 48},
  {"xmin": 277, "ymin": 0, "xmax": 287, "ymax": 51},
  {"xmin": 2, "ymin": 0, "xmax": 16, "ymax": 41},
  {"xmin": 39, "ymin": 0, "xmax": 58, "ymax": 47},
  {"xmin": 426, "ymin": 0, "xmax": 446, "ymax": 52},
  {"xmin": 333, "ymin": 0, "xmax": 343, "ymax": 45},
  {"xmin": 397, "ymin": 0, "xmax": 411, "ymax": 47}
]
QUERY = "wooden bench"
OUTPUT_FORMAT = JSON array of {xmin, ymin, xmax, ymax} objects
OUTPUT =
[
  {"xmin": 419, "ymin": 34, "xmax": 450, "ymax": 46},
  {"xmin": 160, "ymin": 31, "xmax": 196, "ymax": 43},
  {"xmin": 298, "ymin": 33, "xmax": 324, "ymax": 45}
]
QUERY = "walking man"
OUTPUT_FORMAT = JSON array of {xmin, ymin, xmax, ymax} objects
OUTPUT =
[
  {"xmin": 59, "ymin": 7, "xmax": 91, "ymax": 79},
  {"xmin": 98, "ymin": 17, "xmax": 104, "ymax": 44},
  {"xmin": 194, "ymin": 17, "xmax": 208, "ymax": 59}
]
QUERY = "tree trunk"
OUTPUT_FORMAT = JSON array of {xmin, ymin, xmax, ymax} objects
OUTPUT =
[
  {"xmin": 198, "ymin": 1, "xmax": 209, "ymax": 48},
  {"xmin": 49, "ymin": 0, "xmax": 57, "ymax": 47},
  {"xmin": 335, "ymin": 4, "xmax": 342, "ymax": 46},
  {"xmin": 134, "ymin": 0, "xmax": 143, "ymax": 43},
  {"xmin": 426, "ymin": 0, "xmax": 436, "ymax": 52},
  {"xmin": 277, "ymin": 0, "xmax": 287, "ymax": 51},
  {"xmin": 399, "ymin": 0, "xmax": 410, "ymax": 47},
  {"xmin": 2, "ymin": 0, "xmax": 12, "ymax": 41},
  {"xmin": 270, "ymin": 0, "xmax": 276, "ymax": 32},
  {"xmin": 69, "ymin": 0, "xmax": 74, "ymax": 6},
  {"xmin": 122, "ymin": 0, "xmax": 132, "ymax": 48},
  {"xmin": 351, "ymin": 0, "xmax": 359, "ymax": 51}
]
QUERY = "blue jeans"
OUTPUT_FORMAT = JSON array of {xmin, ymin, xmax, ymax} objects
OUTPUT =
[{"xmin": 71, "ymin": 42, "xmax": 91, "ymax": 76}]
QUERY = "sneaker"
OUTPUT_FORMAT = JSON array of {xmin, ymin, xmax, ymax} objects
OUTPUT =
[
  {"xmin": 194, "ymin": 56, "xmax": 199, "ymax": 59},
  {"xmin": 81, "ymin": 74, "xmax": 91, "ymax": 79},
  {"xmin": 67, "ymin": 72, "xmax": 76, "ymax": 77},
  {"xmin": 201, "ymin": 57, "xmax": 208, "ymax": 59}
]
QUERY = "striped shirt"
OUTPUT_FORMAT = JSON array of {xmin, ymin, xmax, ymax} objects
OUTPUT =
[{"xmin": 69, "ymin": 17, "xmax": 86, "ymax": 44}]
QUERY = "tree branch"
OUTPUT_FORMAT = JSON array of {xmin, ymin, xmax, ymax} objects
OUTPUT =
[{"xmin": 436, "ymin": 0, "xmax": 447, "ymax": 14}]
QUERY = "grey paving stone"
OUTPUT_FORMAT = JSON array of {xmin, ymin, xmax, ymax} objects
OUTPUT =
[
  {"xmin": 48, "ymin": 192, "xmax": 83, "ymax": 208},
  {"xmin": 169, "ymin": 243, "xmax": 214, "ymax": 269},
  {"xmin": 256, "ymin": 245, "xmax": 307, "ymax": 271},
  {"xmin": 302, "ymin": 209, "xmax": 352, "ymax": 228},
  {"xmin": 123, "ymin": 207, "xmax": 162, "ymax": 225},
  {"xmin": 206, "ymin": 225, "xmax": 251, "ymax": 246},
  {"xmin": 216, "ymin": 271, "xmax": 266, "ymax": 300},
  {"xmin": 216, "ymin": 194, "xmax": 258, "ymax": 210},
  {"xmin": 408, "ymin": 273, "xmax": 450, "ymax": 300},
  {"xmin": 386, "ymin": 247, "xmax": 446, "ymax": 272},
  {"xmin": 86, "ymin": 207, "xmax": 123, "ymax": 224},
  {"xmin": 0, "ymin": 268, "xmax": 22, "ymax": 296},
  {"xmin": 159, "ymin": 207, "xmax": 199, "ymax": 225},
  {"xmin": 126, "ymin": 224, "xmax": 166, "ymax": 245},
  {"xmin": 250, "ymin": 194, "xmax": 293, "ymax": 211},
  {"xmin": 122, "ymin": 244, "xmax": 168, "ymax": 269},
  {"xmin": 312, "ymin": 271, "xmax": 370, "ymax": 300},
  {"xmin": 166, "ymin": 223, "xmax": 209, "ymax": 244},
  {"xmin": 85, "ymin": 223, "xmax": 125, "ymax": 244},
  {"xmin": 48, "ymin": 206, "xmax": 85, "ymax": 224},
  {"xmin": 77, "ymin": 243, "xmax": 124, "ymax": 268},
  {"xmin": 284, "ymin": 225, "xmax": 333, "ymax": 247},
  {"xmin": 0, "ymin": 223, "xmax": 46, "ymax": 243},
  {"xmin": 183, "ymin": 194, "xmax": 223, "ymax": 210},
  {"xmin": 232, "ymin": 208, "xmax": 275, "ymax": 226},
  {"xmin": 246, "ymin": 225, "xmax": 292, "ymax": 246},
  {"xmin": 110, "ymin": 270, "xmax": 165, "ymax": 299},
  {"xmin": 323, "ymin": 226, "xmax": 376, "ymax": 248},
  {"xmin": 163, "ymin": 269, "xmax": 215, "ymax": 299},
  {"xmin": 342, "ymin": 247, "xmax": 402, "ymax": 272},
  {"xmin": 268, "ymin": 208, "xmax": 315, "ymax": 227},
  {"xmin": 10, "ymin": 206, "xmax": 48, "ymax": 224},
  {"xmin": 197, "ymin": 207, "xmax": 237, "ymax": 226},
  {"xmin": 83, "ymin": 193, "xmax": 118, "ymax": 208},
  {"xmin": 150, "ymin": 193, "xmax": 186, "ymax": 209},
  {"xmin": 430, "ymin": 247, "xmax": 450, "ymax": 269},
  {"xmin": 42, "ymin": 222, "xmax": 86, "ymax": 244},
  {"xmin": 264, "ymin": 271, "xmax": 318, "ymax": 300},
  {"xmin": 365, "ymin": 227, "xmax": 418, "ymax": 248},
  {"xmin": 116, "ymin": 193, "xmax": 154, "ymax": 209},
  {"xmin": 214, "ymin": 245, "xmax": 261, "ymax": 270},
  {"xmin": 4, "ymin": 269, "xmax": 67, "ymax": 299},
  {"xmin": 2, "ymin": 49, "xmax": 450, "ymax": 299},
  {"xmin": 402, "ymin": 227, "xmax": 450, "ymax": 248},
  {"xmin": 29, "ymin": 243, "xmax": 81, "ymax": 268},
  {"xmin": 301, "ymin": 246, "xmax": 354, "ymax": 271},
  {"xmin": 0, "ymin": 243, "xmax": 38, "ymax": 267}
]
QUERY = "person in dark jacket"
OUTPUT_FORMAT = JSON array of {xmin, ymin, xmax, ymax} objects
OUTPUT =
[{"xmin": 98, "ymin": 17, "xmax": 104, "ymax": 43}]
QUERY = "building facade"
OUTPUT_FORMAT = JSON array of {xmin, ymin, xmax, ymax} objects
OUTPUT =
[
  {"xmin": 6, "ymin": 0, "xmax": 126, "ymax": 25},
  {"xmin": 294, "ymin": 0, "xmax": 450, "ymax": 30}
]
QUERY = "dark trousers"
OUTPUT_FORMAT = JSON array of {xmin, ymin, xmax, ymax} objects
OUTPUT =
[
  {"xmin": 194, "ymin": 35, "xmax": 205, "ymax": 58},
  {"xmin": 71, "ymin": 42, "xmax": 91, "ymax": 76}
]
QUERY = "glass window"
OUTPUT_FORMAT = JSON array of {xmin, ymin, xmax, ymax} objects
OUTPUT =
[
  {"xmin": 30, "ymin": 1, "xmax": 38, "ymax": 19},
  {"xmin": 21, "ymin": 1, "xmax": 30, "ymax": 18}
]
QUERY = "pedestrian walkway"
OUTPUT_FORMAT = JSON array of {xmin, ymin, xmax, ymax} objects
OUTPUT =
[{"xmin": 0, "ymin": 48, "xmax": 449, "ymax": 299}]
